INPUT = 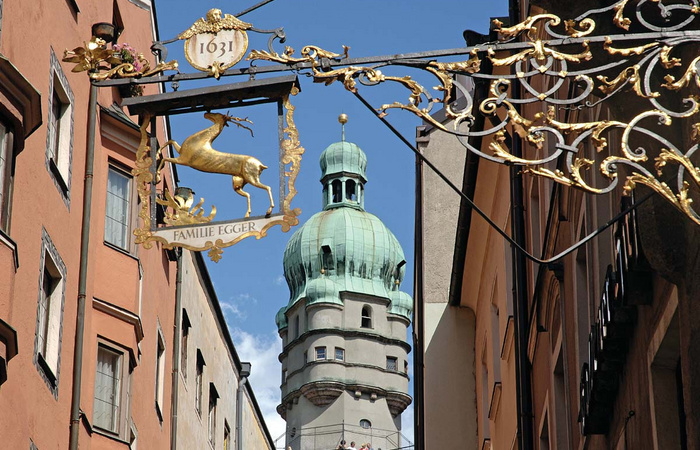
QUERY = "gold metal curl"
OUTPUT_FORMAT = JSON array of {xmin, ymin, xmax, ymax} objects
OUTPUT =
[
  {"xmin": 661, "ymin": 55, "xmax": 700, "ymax": 90},
  {"xmin": 564, "ymin": 18, "xmax": 596, "ymax": 38},
  {"xmin": 603, "ymin": 36, "xmax": 658, "ymax": 57},
  {"xmin": 492, "ymin": 14, "xmax": 561, "ymax": 41},
  {"xmin": 598, "ymin": 65, "xmax": 659, "ymax": 98}
]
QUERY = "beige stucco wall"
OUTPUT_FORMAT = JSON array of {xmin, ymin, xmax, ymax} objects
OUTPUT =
[
  {"xmin": 177, "ymin": 250, "xmax": 272, "ymax": 450},
  {"xmin": 419, "ymin": 116, "xmax": 480, "ymax": 450}
]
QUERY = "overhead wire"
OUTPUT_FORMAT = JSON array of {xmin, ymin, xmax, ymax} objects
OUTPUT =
[{"xmin": 351, "ymin": 90, "xmax": 655, "ymax": 265}]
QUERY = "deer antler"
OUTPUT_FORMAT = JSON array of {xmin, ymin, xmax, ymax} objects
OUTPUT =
[{"xmin": 223, "ymin": 112, "xmax": 254, "ymax": 137}]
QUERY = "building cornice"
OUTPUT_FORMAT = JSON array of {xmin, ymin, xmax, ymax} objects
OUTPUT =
[
  {"xmin": 280, "ymin": 327, "xmax": 411, "ymax": 360},
  {"xmin": 278, "ymin": 380, "xmax": 412, "ymax": 419},
  {"xmin": 283, "ymin": 359, "xmax": 410, "ymax": 385}
]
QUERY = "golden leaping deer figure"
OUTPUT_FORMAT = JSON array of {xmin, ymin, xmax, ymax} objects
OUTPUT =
[{"xmin": 157, "ymin": 112, "xmax": 274, "ymax": 218}]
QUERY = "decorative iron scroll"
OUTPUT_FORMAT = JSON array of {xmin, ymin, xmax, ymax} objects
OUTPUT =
[
  {"xmin": 248, "ymin": 0, "xmax": 700, "ymax": 225},
  {"xmin": 63, "ymin": 37, "xmax": 178, "ymax": 81},
  {"xmin": 133, "ymin": 87, "xmax": 304, "ymax": 262}
]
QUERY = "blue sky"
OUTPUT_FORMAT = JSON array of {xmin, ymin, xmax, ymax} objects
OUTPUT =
[{"xmin": 153, "ymin": 0, "xmax": 508, "ymax": 445}]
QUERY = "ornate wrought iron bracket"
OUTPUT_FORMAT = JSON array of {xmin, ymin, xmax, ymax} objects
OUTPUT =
[{"xmin": 242, "ymin": 0, "xmax": 700, "ymax": 226}]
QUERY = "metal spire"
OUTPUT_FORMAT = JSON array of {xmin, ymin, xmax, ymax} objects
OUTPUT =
[{"xmin": 338, "ymin": 113, "xmax": 347, "ymax": 142}]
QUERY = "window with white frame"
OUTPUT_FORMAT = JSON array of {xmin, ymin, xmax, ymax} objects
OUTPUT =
[
  {"xmin": 45, "ymin": 49, "xmax": 74, "ymax": 198},
  {"xmin": 224, "ymin": 421, "xmax": 231, "ymax": 450},
  {"xmin": 335, "ymin": 347, "xmax": 345, "ymax": 361},
  {"xmin": 94, "ymin": 343, "xmax": 130, "ymax": 434},
  {"xmin": 386, "ymin": 356, "xmax": 398, "ymax": 371},
  {"xmin": 105, "ymin": 165, "xmax": 133, "ymax": 251},
  {"xmin": 155, "ymin": 328, "xmax": 166, "ymax": 420},
  {"xmin": 208, "ymin": 384, "xmax": 218, "ymax": 447},
  {"xmin": 0, "ymin": 120, "xmax": 15, "ymax": 232},
  {"xmin": 181, "ymin": 311, "xmax": 191, "ymax": 382},
  {"xmin": 195, "ymin": 350, "xmax": 205, "ymax": 416},
  {"xmin": 34, "ymin": 229, "xmax": 66, "ymax": 394},
  {"xmin": 315, "ymin": 346, "xmax": 326, "ymax": 360}
]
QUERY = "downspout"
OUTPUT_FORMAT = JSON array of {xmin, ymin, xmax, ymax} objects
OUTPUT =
[
  {"xmin": 413, "ymin": 135, "xmax": 425, "ymax": 450},
  {"xmin": 68, "ymin": 80, "xmax": 98, "ymax": 450},
  {"xmin": 236, "ymin": 376, "xmax": 249, "ymax": 450},
  {"xmin": 508, "ymin": 0, "xmax": 535, "ymax": 448},
  {"xmin": 170, "ymin": 250, "xmax": 183, "ymax": 450}
]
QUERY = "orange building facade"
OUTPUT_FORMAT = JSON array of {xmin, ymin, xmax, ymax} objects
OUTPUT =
[{"xmin": 0, "ymin": 1, "xmax": 273, "ymax": 449}]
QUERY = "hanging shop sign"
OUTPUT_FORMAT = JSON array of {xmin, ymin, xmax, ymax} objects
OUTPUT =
[
  {"xmin": 63, "ymin": 10, "xmax": 305, "ymax": 262},
  {"xmin": 123, "ymin": 76, "xmax": 303, "ymax": 262}
]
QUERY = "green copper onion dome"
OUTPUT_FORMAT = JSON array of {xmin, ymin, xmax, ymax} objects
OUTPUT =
[
  {"xmin": 275, "ymin": 306, "xmax": 288, "ymax": 330},
  {"xmin": 279, "ymin": 119, "xmax": 412, "ymax": 328}
]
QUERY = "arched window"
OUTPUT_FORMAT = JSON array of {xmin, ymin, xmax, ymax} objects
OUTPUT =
[
  {"xmin": 361, "ymin": 306, "xmax": 372, "ymax": 328},
  {"xmin": 332, "ymin": 180, "xmax": 342, "ymax": 203},
  {"xmin": 346, "ymin": 179, "xmax": 357, "ymax": 201},
  {"xmin": 321, "ymin": 244, "xmax": 333, "ymax": 273},
  {"xmin": 360, "ymin": 419, "xmax": 372, "ymax": 429}
]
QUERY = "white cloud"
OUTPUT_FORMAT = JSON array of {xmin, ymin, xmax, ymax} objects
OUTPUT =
[
  {"xmin": 274, "ymin": 275, "xmax": 285, "ymax": 286},
  {"xmin": 221, "ymin": 293, "xmax": 259, "ymax": 320},
  {"xmin": 220, "ymin": 301, "xmax": 246, "ymax": 319},
  {"xmin": 231, "ymin": 328, "xmax": 286, "ymax": 446}
]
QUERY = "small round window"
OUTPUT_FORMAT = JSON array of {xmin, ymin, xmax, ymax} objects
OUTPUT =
[{"xmin": 360, "ymin": 419, "xmax": 372, "ymax": 429}]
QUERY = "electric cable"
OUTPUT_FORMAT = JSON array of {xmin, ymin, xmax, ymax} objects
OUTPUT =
[{"xmin": 352, "ymin": 90, "xmax": 655, "ymax": 265}]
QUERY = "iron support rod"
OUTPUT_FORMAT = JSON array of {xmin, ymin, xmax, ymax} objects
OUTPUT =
[
  {"xmin": 170, "ymin": 250, "xmax": 183, "ymax": 450},
  {"xmin": 94, "ymin": 29, "xmax": 693, "ymax": 88},
  {"xmin": 150, "ymin": 116, "xmax": 158, "ymax": 230},
  {"xmin": 69, "ymin": 81, "xmax": 98, "ymax": 450},
  {"xmin": 235, "ymin": 0, "xmax": 277, "ymax": 18}
]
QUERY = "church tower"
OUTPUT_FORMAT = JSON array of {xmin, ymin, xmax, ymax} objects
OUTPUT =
[{"xmin": 277, "ymin": 116, "xmax": 413, "ymax": 450}]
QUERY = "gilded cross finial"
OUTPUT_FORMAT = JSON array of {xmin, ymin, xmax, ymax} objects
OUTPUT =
[{"xmin": 339, "ymin": 113, "xmax": 348, "ymax": 141}]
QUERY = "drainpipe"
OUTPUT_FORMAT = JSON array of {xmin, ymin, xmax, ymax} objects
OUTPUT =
[
  {"xmin": 236, "ymin": 362, "xmax": 252, "ymax": 450},
  {"xmin": 508, "ymin": 1, "xmax": 534, "ymax": 449},
  {"xmin": 170, "ymin": 249, "xmax": 183, "ymax": 449},
  {"xmin": 413, "ymin": 134, "xmax": 425, "ymax": 450},
  {"xmin": 68, "ymin": 80, "xmax": 98, "ymax": 450}
]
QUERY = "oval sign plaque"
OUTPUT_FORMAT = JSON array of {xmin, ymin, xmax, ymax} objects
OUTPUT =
[{"xmin": 178, "ymin": 8, "xmax": 252, "ymax": 78}]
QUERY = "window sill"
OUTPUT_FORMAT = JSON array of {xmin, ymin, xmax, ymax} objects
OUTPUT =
[
  {"xmin": 37, "ymin": 353, "xmax": 57, "ymax": 387},
  {"xmin": 104, "ymin": 241, "xmax": 139, "ymax": 262},
  {"xmin": 180, "ymin": 371, "xmax": 188, "ymax": 389},
  {"xmin": 155, "ymin": 400, "xmax": 163, "ymax": 424},
  {"xmin": 93, "ymin": 426, "xmax": 129, "ymax": 445},
  {"xmin": 49, "ymin": 159, "xmax": 70, "ymax": 196},
  {"xmin": 0, "ymin": 228, "xmax": 19, "ymax": 270}
]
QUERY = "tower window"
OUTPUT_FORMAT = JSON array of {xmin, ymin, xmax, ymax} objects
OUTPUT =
[
  {"xmin": 321, "ymin": 244, "xmax": 333, "ymax": 272},
  {"xmin": 360, "ymin": 419, "xmax": 372, "ymax": 429},
  {"xmin": 315, "ymin": 346, "xmax": 327, "ymax": 360},
  {"xmin": 346, "ymin": 179, "xmax": 357, "ymax": 201},
  {"xmin": 361, "ymin": 306, "xmax": 372, "ymax": 329},
  {"xmin": 332, "ymin": 180, "xmax": 342, "ymax": 203},
  {"xmin": 335, "ymin": 347, "xmax": 345, "ymax": 361},
  {"xmin": 386, "ymin": 356, "xmax": 398, "ymax": 371}
]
